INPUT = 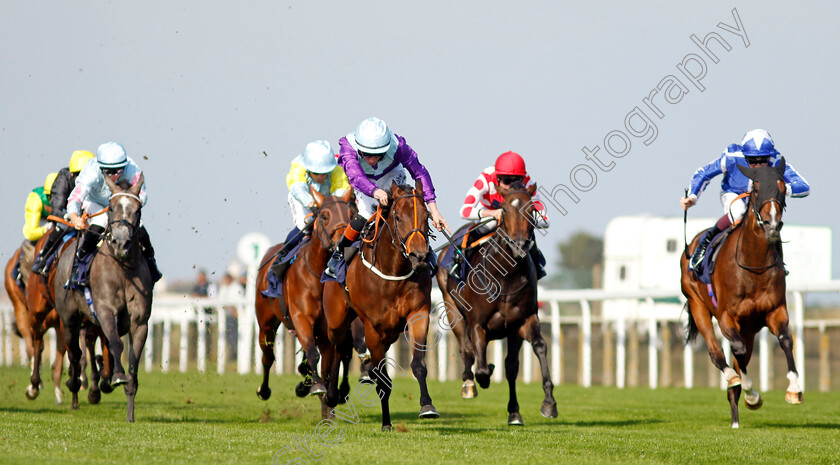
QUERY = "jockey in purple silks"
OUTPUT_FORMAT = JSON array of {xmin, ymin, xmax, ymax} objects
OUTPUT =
[
  {"xmin": 326, "ymin": 117, "xmax": 449, "ymax": 277},
  {"xmin": 680, "ymin": 129, "xmax": 810, "ymax": 272}
]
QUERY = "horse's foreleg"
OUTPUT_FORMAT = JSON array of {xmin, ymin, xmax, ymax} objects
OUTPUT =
[
  {"xmin": 62, "ymin": 317, "xmax": 84, "ymax": 410},
  {"xmin": 443, "ymin": 294, "xmax": 476, "ymax": 398},
  {"xmin": 350, "ymin": 319, "xmax": 371, "ymax": 383},
  {"xmin": 125, "ymin": 321, "xmax": 148, "ymax": 423},
  {"xmin": 295, "ymin": 323, "xmax": 325, "ymax": 396},
  {"xmin": 520, "ymin": 314, "xmax": 557, "ymax": 419},
  {"xmin": 406, "ymin": 310, "xmax": 439, "ymax": 419},
  {"xmin": 256, "ymin": 314, "xmax": 280, "ymax": 401},
  {"xmin": 84, "ymin": 326, "xmax": 101, "ymax": 405},
  {"xmin": 98, "ymin": 312, "xmax": 127, "ymax": 387},
  {"xmin": 98, "ymin": 328, "xmax": 115, "ymax": 394},
  {"xmin": 79, "ymin": 326, "xmax": 88, "ymax": 390},
  {"xmin": 504, "ymin": 335, "xmax": 524, "ymax": 425},
  {"xmin": 364, "ymin": 326, "xmax": 392, "ymax": 431},
  {"xmin": 50, "ymin": 325, "xmax": 67, "ymax": 405},
  {"xmin": 690, "ymin": 300, "xmax": 740, "ymax": 388},
  {"xmin": 471, "ymin": 324, "xmax": 492, "ymax": 389},
  {"xmin": 317, "ymin": 341, "xmax": 336, "ymax": 419},
  {"xmin": 26, "ymin": 321, "xmax": 45, "ymax": 400},
  {"xmin": 736, "ymin": 334, "xmax": 762, "ymax": 410},
  {"xmin": 766, "ymin": 307, "xmax": 802, "ymax": 404}
]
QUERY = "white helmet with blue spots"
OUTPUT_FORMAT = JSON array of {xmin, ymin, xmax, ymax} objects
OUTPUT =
[{"xmin": 740, "ymin": 129, "xmax": 779, "ymax": 158}]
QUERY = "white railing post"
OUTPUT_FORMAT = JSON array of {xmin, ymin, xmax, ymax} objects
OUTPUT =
[
  {"xmin": 237, "ymin": 305, "xmax": 253, "ymax": 375},
  {"xmin": 721, "ymin": 338, "xmax": 731, "ymax": 390},
  {"xmin": 217, "ymin": 306, "xmax": 226, "ymax": 374},
  {"xmin": 682, "ymin": 307, "xmax": 693, "ymax": 389},
  {"xmin": 759, "ymin": 327, "xmax": 769, "ymax": 391},
  {"xmin": 254, "ymin": 318, "xmax": 262, "ymax": 375},
  {"xmin": 522, "ymin": 339, "xmax": 533, "ymax": 384},
  {"xmin": 437, "ymin": 329, "xmax": 447, "ymax": 382},
  {"xmin": 145, "ymin": 320, "xmax": 154, "ymax": 372},
  {"xmin": 179, "ymin": 314, "xmax": 189, "ymax": 373},
  {"xmin": 161, "ymin": 318, "xmax": 172, "ymax": 373},
  {"xmin": 580, "ymin": 299, "xmax": 591, "ymax": 388},
  {"xmin": 793, "ymin": 291, "xmax": 805, "ymax": 391},
  {"xmin": 274, "ymin": 327, "xmax": 284, "ymax": 375},
  {"xmin": 550, "ymin": 300, "xmax": 561, "ymax": 385},
  {"xmin": 197, "ymin": 305, "xmax": 207, "ymax": 374},
  {"xmin": 616, "ymin": 312, "xmax": 626, "ymax": 389},
  {"xmin": 647, "ymin": 298, "xmax": 657, "ymax": 389},
  {"xmin": 493, "ymin": 339, "xmax": 503, "ymax": 383}
]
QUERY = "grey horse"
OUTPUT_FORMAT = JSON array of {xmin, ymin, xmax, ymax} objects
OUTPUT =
[{"xmin": 54, "ymin": 173, "xmax": 153, "ymax": 422}]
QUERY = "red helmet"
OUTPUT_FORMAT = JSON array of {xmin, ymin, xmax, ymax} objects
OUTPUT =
[{"xmin": 494, "ymin": 151, "xmax": 526, "ymax": 176}]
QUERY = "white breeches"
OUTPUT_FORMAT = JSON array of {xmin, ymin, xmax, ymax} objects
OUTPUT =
[
  {"xmin": 356, "ymin": 168, "xmax": 407, "ymax": 219},
  {"xmin": 82, "ymin": 200, "xmax": 109, "ymax": 228},
  {"xmin": 721, "ymin": 192, "xmax": 747, "ymax": 223},
  {"xmin": 288, "ymin": 192, "xmax": 312, "ymax": 230}
]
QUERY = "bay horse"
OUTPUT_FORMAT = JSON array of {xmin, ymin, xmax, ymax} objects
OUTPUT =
[
  {"xmin": 4, "ymin": 242, "xmax": 67, "ymax": 403},
  {"xmin": 255, "ymin": 187, "xmax": 355, "ymax": 418},
  {"xmin": 681, "ymin": 159, "xmax": 802, "ymax": 428},
  {"xmin": 54, "ymin": 174, "xmax": 153, "ymax": 421},
  {"xmin": 323, "ymin": 181, "xmax": 439, "ymax": 431},
  {"xmin": 435, "ymin": 182, "xmax": 557, "ymax": 425}
]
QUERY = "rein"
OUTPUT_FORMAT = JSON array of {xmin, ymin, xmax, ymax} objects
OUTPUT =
[{"xmin": 359, "ymin": 189, "xmax": 430, "ymax": 280}]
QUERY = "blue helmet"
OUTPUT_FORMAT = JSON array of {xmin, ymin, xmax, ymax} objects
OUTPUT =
[
  {"xmin": 301, "ymin": 140, "xmax": 337, "ymax": 174},
  {"xmin": 740, "ymin": 129, "xmax": 779, "ymax": 157}
]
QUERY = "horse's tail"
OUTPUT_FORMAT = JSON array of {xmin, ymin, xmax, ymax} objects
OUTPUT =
[{"xmin": 683, "ymin": 301, "xmax": 699, "ymax": 344}]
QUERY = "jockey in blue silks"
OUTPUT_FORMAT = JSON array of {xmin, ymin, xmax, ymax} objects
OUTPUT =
[{"xmin": 680, "ymin": 129, "xmax": 810, "ymax": 271}]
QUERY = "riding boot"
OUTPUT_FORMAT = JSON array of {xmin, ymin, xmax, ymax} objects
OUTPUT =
[
  {"xmin": 326, "ymin": 214, "xmax": 365, "ymax": 278},
  {"xmin": 270, "ymin": 229, "xmax": 304, "ymax": 281},
  {"xmin": 689, "ymin": 224, "xmax": 722, "ymax": 272},
  {"xmin": 776, "ymin": 241, "xmax": 789, "ymax": 276},
  {"xmin": 32, "ymin": 225, "xmax": 65, "ymax": 276},
  {"xmin": 68, "ymin": 225, "xmax": 105, "ymax": 288},
  {"xmin": 138, "ymin": 225, "xmax": 162, "ymax": 283},
  {"xmin": 529, "ymin": 243, "xmax": 547, "ymax": 280}
]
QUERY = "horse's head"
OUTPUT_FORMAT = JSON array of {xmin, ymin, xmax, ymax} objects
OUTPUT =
[
  {"xmin": 388, "ymin": 180, "xmax": 431, "ymax": 271},
  {"xmin": 737, "ymin": 157, "xmax": 787, "ymax": 243},
  {"xmin": 103, "ymin": 173, "xmax": 144, "ymax": 260},
  {"xmin": 498, "ymin": 181, "xmax": 537, "ymax": 257},
  {"xmin": 310, "ymin": 186, "xmax": 354, "ymax": 252}
]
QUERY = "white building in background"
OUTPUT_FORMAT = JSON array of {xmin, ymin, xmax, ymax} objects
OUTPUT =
[{"xmin": 602, "ymin": 216, "xmax": 833, "ymax": 321}]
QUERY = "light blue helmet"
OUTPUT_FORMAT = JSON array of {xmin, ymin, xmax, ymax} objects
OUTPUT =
[
  {"xmin": 301, "ymin": 140, "xmax": 337, "ymax": 174},
  {"xmin": 740, "ymin": 129, "xmax": 779, "ymax": 157},
  {"xmin": 353, "ymin": 117, "xmax": 394, "ymax": 154},
  {"xmin": 96, "ymin": 142, "xmax": 128, "ymax": 169}
]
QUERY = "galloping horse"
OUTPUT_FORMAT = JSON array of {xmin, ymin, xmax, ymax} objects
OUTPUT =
[
  {"xmin": 4, "ymin": 242, "xmax": 67, "ymax": 403},
  {"xmin": 681, "ymin": 159, "xmax": 802, "ymax": 428},
  {"xmin": 436, "ymin": 182, "xmax": 557, "ymax": 425},
  {"xmin": 255, "ymin": 187, "xmax": 355, "ymax": 418},
  {"xmin": 54, "ymin": 174, "xmax": 153, "ymax": 421},
  {"xmin": 323, "ymin": 181, "xmax": 439, "ymax": 431}
]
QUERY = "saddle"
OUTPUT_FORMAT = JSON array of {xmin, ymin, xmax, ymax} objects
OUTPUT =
[
  {"xmin": 261, "ymin": 237, "xmax": 310, "ymax": 299},
  {"xmin": 694, "ymin": 227, "xmax": 735, "ymax": 285}
]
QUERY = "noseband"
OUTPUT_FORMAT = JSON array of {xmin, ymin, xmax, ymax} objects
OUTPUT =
[{"xmin": 389, "ymin": 190, "xmax": 430, "ymax": 258}]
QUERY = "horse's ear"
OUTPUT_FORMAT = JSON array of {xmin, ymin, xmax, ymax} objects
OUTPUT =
[
  {"xmin": 310, "ymin": 185, "xmax": 325, "ymax": 207},
  {"xmin": 737, "ymin": 163, "xmax": 756, "ymax": 180},
  {"xmin": 415, "ymin": 178, "xmax": 423, "ymax": 195},
  {"xmin": 390, "ymin": 181, "xmax": 401, "ymax": 196},
  {"xmin": 341, "ymin": 187, "xmax": 354, "ymax": 203},
  {"xmin": 527, "ymin": 183, "xmax": 537, "ymax": 197},
  {"xmin": 129, "ymin": 172, "xmax": 144, "ymax": 197},
  {"xmin": 776, "ymin": 156, "xmax": 786, "ymax": 176}
]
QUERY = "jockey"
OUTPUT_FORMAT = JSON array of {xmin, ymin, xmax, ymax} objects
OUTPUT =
[
  {"xmin": 31, "ymin": 150, "xmax": 95, "ymax": 276},
  {"xmin": 269, "ymin": 140, "xmax": 350, "ymax": 278},
  {"xmin": 456, "ymin": 151, "xmax": 550, "ymax": 279},
  {"xmin": 65, "ymin": 142, "xmax": 162, "ymax": 287},
  {"xmin": 19, "ymin": 172, "xmax": 58, "ymax": 284},
  {"xmin": 326, "ymin": 116, "xmax": 449, "ymax": 277},
  {"xmin": 681, "ymin": 129, "xmax": 810, "ymax": 271}
]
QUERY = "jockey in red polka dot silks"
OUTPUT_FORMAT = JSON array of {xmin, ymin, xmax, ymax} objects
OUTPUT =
[{"xmin": 457, "ymin": 151, "xmax": 549, "ymax": 279}]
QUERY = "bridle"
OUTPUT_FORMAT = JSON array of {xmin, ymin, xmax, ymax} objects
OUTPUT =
[
  {"xmin": 370, "ymin": 189, "xmax": 431, "ymax": 260},
  {"xmin": 105, "ymin": 192, "xmax": 142, "ymax": 250},
  {"xmin": 735, "ymin": 185, "xmax": 785, "ymax": 273},
  {"xmin": 313, "ymin": 198, "xmax": 351, "ymax": 252}
]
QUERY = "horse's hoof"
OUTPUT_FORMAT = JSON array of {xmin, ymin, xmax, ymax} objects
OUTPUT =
[
  {"xmin": 297, "ymin": 362, "xmax": 309, "ymax": 376},
  {"xmin": 744, "ymin": 391, "xmax": 763, "ymax": 410},
  {"xmin": 461, "ymin": 380, "xmax": 477, "ymax": 399},
  {"xmin": 381, "ymin": 424, "xmax": 392, "ymax": 432},
  {"xmin": 731, "ymin": 422, "xmax": 740, "ymax": 429},
  {"xmin": 727, "ymin": 376, "xmax": 742, "ymax": 389},
  {"xmin": 294, "ymin": 382, "xmax": 309, "ymax": 398},
  {"xmin": 359, "ymin": 374, "xmax": 374, "ymax": 384},
  {"xmin": 488, "ymin": 364, "xmax": 495, "ymax": 376},
  {"xmin": 540, "ymin": 402, "xmax": 558, "ymax": 419},
  {"xmin": 785, "ymin": 391, "xmax": 803, "ymax": 405},
  {"xmin": 111, "ymin": 373, "xmax": 129, "ymax": 387},
  {"xmin": 25, "ymin": 385, "xmax": 39, "ymax": 400},
  {"xmin": 65, "ymin": 377, "xmax": 81, "ymax": 393},
  {"xmin": 257, "ymin": 386, "xmax": 272, "ymax": 401},
  {"xmin": 99, "ymin": 379, "xmax": 114, "ymax": 394},
  {"xmin": 508, "ymin": 412, "xmax": 524, "ymax": 426},
  {"xmin": 87, "ymin": 389, "xmax": 101, "ymax": 405},
  {"xmin": 419, "ymin": 404, "xmax": 440, "ymax": 419},
  {"xmin": 309, "ymin": 383, "xmax": 327, "ymax": 396},
  {"xmin": 54, "ymin": 387, "xmax": 63, "ymax": 405}
]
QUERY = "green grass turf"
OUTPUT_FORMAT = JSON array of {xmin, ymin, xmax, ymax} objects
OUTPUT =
[{"xmin": 0, "ymin": 367, "xmax": 838, "ymax": 464}]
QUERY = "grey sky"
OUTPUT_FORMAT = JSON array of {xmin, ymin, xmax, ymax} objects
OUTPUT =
[{"xmin": 2, "ymin": 1, "xmax": 837, "ymax": 282}]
